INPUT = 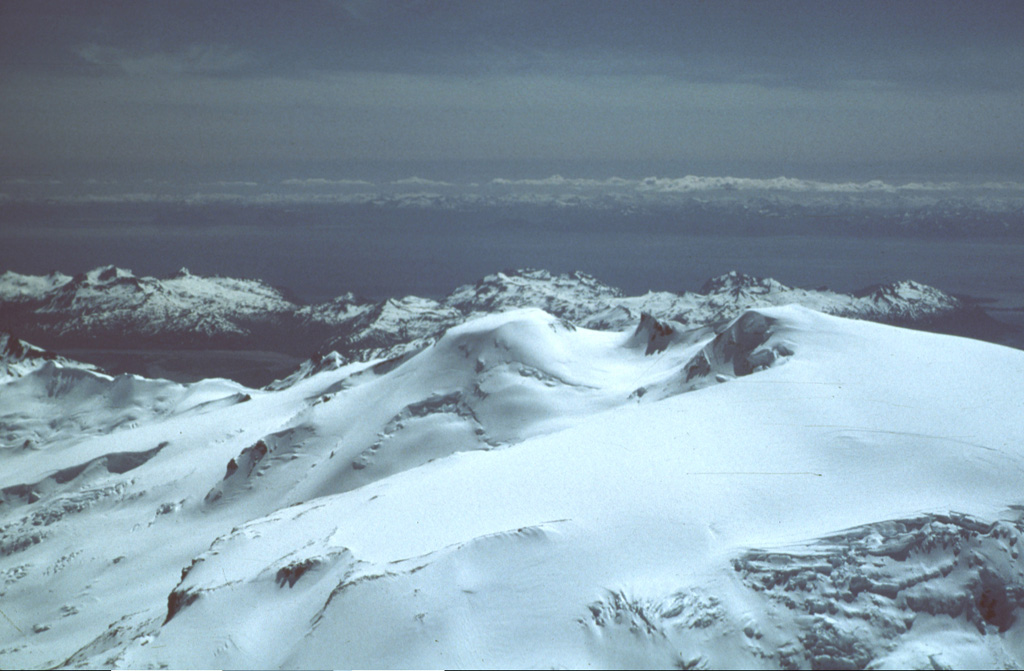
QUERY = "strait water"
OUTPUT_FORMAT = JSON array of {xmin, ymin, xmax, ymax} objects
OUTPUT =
[{"xmin": 3, "ymin": 207, "xmax": 1023, "ymax": 311}]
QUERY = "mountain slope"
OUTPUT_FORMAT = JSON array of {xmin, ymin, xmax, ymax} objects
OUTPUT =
[{"xmin": 0, "ymin": 306, "xmax": 1022, "ymax": 669}]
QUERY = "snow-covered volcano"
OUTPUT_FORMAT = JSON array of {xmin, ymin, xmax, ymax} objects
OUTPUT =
[{"xmin": 1, "ymin": 296, "xmax": 1023, "ymax": 669}]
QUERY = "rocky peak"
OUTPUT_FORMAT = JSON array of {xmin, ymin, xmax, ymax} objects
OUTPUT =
[
  {"xmin": 0, "ymin": 331, "xmax": 28, "ymax": 359},
  {"xmin": 699, "ymin": 271, "xmax": 790, "ymax": 296},
  {"xmin": 0, "ymin": 331, "xmax": 65, "ymax": 379},
  {"xmin": 630, "ymin": 312, "xmax": 679, "ymax": 355},
  {"xmin": 446, "ymin": 268, "xmax": 622, "ymax": 315},
  {"xmin": 853, "ymin": 280, "xmax": 960, "ymax": 308},
  {"xmin": 92, "ymin": 265, "xmax": 136, "ymax": 283},
  {"xmin": 62, "ymin": 266, "xmax": 140, "ymax": 293}
]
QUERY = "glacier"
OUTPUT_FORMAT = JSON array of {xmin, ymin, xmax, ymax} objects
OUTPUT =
[{"xmin": 0, "ymin": 270, "xmax": 1022, "ymax": 669}]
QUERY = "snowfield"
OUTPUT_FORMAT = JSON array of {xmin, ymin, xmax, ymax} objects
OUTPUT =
[{"xmin": 1, "ymin": 300, "xmax": 1023, "ymax": 669}]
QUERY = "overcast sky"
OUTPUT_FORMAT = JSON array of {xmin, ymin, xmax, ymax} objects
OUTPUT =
[{"xmin": 2, "ymin": 0, "xmax": 1023, "ymax": 183}]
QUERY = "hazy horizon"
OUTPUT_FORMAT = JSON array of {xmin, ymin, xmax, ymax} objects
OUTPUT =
[
  {"xmin": 2, "ymin": 1, "xmax": 1022, "ymax": 309},
  {"xmin": 3, "ymin": 1, "xmax": 1023, "ymax": 183}
]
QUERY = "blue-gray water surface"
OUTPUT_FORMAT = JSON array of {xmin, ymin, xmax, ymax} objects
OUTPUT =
[{"xmin": 3, "ymin": 205, "xmax": 1023, "ymax": 312}]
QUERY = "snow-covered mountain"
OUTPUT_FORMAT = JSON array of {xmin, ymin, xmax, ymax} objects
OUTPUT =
[
  {"xmin": 0, "ymin": 266, "xmax": 311, "ymax": 352},
  {"xmin": 1, "ymin": 331, "xmax": 94, "ymax": 381},
  {"xmin": 450, "ymin": 268, "xmax": 992, "ymax": 333},
  {"xmin": 1, "ymin": 303, "xmax": 1022, "ymax": 669},
  {"xmin": 1, "ymin": 267, "xmax": 1009, "ymax": 387},
  {"xmin": 317, "ymin": 268, "xmax": 1007, "ymax": 365}
]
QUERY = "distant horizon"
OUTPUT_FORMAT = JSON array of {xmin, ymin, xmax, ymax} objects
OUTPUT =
[
  {"xmin": 3, "ymin": 224, "xmax": 1024, "ymax": 310},
  {"xmin": 2, "ymin": 2, "xmax": 1022, "ymax": 319},
  {"xmin": 4, "ymin": 156, "xmax": 1023, "ymax": 182},
  {"xmin": 4, "ymin": 165, "xmax": 1023, "ymax": 205}
]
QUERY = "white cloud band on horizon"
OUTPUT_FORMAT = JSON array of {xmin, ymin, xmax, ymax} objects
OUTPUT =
[
  {"xmin": 392, "ymin": 177, "xmax": 455, "ymax": 187},
  {"xmin": 281, "ymin": 178, "xmax": 376, "ymax": 188},
  {"xmin": 5, "ymin": 174, "xmax": 1021, "ymax": 210}
]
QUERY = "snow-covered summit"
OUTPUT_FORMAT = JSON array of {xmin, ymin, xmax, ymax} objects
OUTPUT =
[
  {"xmin": 1, "ymin": 266, "xmax": 304, "ymax": 351},
  {"xmin": 1, "ymin": 331, "xmax": 57, "ymax": 380},
  {"xmin": 699, "ymin": 270, "xmax": 790, "ymax": 296},
  {"xmin": 0, "ymin": 331, "xmax": 100, "ymax": 382},
  {"xmin": 853, "ymin": 279, "xmax": 962, "ymax": 317},
  {"xmin": 0, "ymin": 270, "xmax": 72, "ymax": 302},
  {"xmin": 79, "ymin": 265, "xmax": 136, "ymax": 284},
  {"xmin": 446, "ymin": 268, "xmax": 623, "ymax": 319},
  {"xmin": 2, "ymin": 303, "xmax": 1023, "ymax": 669},
  {"xmin": 295, "ymin": 292, "xmax": 370, "ymax": 325},
  {"xmin": 689, "ymin": 270, "xmax": 962, "ymax": 324},
  {"xmin": 314, "ymin": 295, "xmax": 463, "ymax": 360}
]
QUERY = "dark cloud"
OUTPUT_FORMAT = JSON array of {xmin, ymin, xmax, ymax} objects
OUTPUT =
[
  {"xmin": 1, "ymin": 1, "xmax": 1022, "ymax": 179},
  {"xmin": 4, "ymin": 0, "xmax": 1023, "ymax": 85}
]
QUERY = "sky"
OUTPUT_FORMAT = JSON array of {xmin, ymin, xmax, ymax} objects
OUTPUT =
[{"xmin": 1, "ymin": 0, "xmax": 1023, "ymax": 186}]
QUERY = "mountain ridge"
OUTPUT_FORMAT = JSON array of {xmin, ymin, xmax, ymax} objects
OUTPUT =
[{"xmin": 0, "ymin": 266, "xmax": 1011, "ymax": 386}]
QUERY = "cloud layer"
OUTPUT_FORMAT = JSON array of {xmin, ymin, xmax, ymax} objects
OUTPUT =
[
  {"xmin": 1, "ymin": 2, "xmax": 1022, "ymax": 177},
  {"xmin": 3, "ymin": 173, "xmax": 1022, "ymax": 210}
]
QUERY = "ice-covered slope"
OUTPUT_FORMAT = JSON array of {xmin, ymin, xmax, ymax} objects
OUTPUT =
[
  {"xmin": 0, "ymin": 360, "xmax": 246, "ymax": 453},
  {"xmin": 179, "ymin": 308, "xmax": 702, "ymax": 516},
  {"xmin": 1, "ymin": 307, "xmax": 1022, "ymax": 669}
]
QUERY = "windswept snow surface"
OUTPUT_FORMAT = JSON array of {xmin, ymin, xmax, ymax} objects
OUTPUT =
[{"xmin": 1, "ymin": 306, "xmax": 1023, "ymax": 669}]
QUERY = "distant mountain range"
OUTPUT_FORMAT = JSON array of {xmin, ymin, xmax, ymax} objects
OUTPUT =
[{"xmin": 0, "ymin": 266, "xmax": 1011, "ymax": 387}]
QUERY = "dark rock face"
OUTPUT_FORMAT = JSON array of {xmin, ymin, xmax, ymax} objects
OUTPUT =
[
  {"xmin": 711, "ymin": 311, "xmax": 776, "ymax": 377},
  {"xmin": 676, "ymin": 310, "xmax": 795, "ymax": 394},
  {"xmin": 164, "ymin": 588, "xmax": 200, "ymax": 624},
  {"xmin": 1, "ymin": 330, "xmax": 66, "ymax": 378},
  {"xmin": 632, "ymin": 312, "xmax": 678, "ymax": 355}
]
